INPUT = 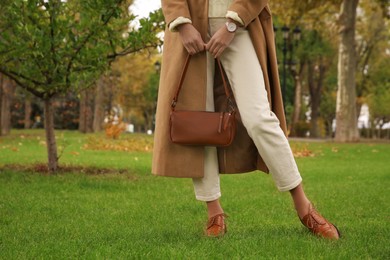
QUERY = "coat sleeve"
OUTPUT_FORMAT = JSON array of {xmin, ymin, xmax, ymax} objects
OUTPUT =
[
  {"xmin": 229, "ymin": 0, "xmax": 269, "ymax": 27},
  {"xmin": 161, "ymin": 0, "xmax": 192, "ymax": 25}
]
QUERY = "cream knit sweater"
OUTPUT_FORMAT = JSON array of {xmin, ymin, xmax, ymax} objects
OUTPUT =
[
  {"xmin": 169, "ymin": 0, "xmax": 243, "ymax": 32},
  {"xmin": 209, "ymin": 0, "xmax": 234, "ymax": 17}
]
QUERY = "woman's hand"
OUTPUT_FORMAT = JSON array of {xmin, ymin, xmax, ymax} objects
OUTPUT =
[
  {"xmin": 178, "ymin": 24, "xmax": 206, "ymax": 55},
  {"xmin": 206, "ymin": 25, "xmax": 235, "ymax": 58}
]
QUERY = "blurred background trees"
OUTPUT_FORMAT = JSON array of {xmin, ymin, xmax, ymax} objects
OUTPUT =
[
  {"xmin": 272, "ymin": 0, "xmax": 389, "ymax": 139},
  {"xmin": 0, "ymin": 0, "xmax": 389, "ymax": 171},
  {"xmin": 0, "ymin": 0, "xmax": 164, "ymax": 171}
]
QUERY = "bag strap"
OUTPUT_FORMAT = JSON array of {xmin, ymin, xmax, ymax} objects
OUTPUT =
[{"xmin": 171, "ymin": 54, "xmax": 232, "ymax": 110}]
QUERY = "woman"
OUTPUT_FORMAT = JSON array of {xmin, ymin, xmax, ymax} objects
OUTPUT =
[{"xmin": 152, "ymin": 0, "xmax": 340, "ymax": 239}]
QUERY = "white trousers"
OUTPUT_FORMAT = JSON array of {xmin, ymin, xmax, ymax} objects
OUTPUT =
[{"xmin": 192, "ymin": 19, "xmax": 302, "ymax": 201}]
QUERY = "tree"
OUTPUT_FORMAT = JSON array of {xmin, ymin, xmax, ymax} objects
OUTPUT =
[
  {"xmin": 272, "ymin": 0, "xmax": 388, "ymax": 140},
  {"xmin": 355, "ymin": 0, "xmax": 390, "ymax": 116},
  {"xmin": 320, "ymin": 68, "xmax": 338, "ymax": 137},
  {"xmin": 92, "ymin": 77, "xmax": 105, "ymax": 132},
  {"xmin": 78, "ymin": 74, "xmax": 117, "ymax": 133},
  {"xmin": 271, "ymin": 0, "xmax": 341, "ymax": 137},
  {"xmin": 24, "ymin": 95, "xmax": 33, "ymax": 129},
  {"xmin": 0, "ymin": 74, "xmax": 16, "ymax": 135},
  {"xmin": 335, "ymin": 0, "xmax": 360, "ymax": 142},
  {"xmin": 8, "ymin": 88, "xmax": 35, "ymax": 129},
  {"xmin": 111, "ymin": 51, "xmax": 160, "ymax": 132},
  {"xmin": 304, "ymin": 30, "xmax": 335, "ymax": 138},
  {"xmin": 271, "ymin": 0, "xmax": 342, "ymax": 25},
  {"xmin": 368, "ymin": 88, "xmax": 390, "ymax": 138},
  {"xmin": 366, "ymin": 52, "xmax": 390, "ymax": 138},
  {"xmin": 0, "ymin": 0, "xmax": 164, "ymax": 171},
  {"xmin": 79, "ymin": 88, "xmax": 94, "ymax": 133},
  {"xmin": 143, "ymin": 69, "xmax": 160, "ymax": 131}
]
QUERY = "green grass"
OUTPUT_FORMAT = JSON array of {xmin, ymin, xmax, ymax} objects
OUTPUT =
[{"xmin": 0, "ymin": 129, "xmax": 389, "ymax": 259}]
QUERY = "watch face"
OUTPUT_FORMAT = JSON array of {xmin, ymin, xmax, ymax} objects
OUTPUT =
[{"xmin": 226, "ymin": 22, "xmax": 237, "ymax": 32}]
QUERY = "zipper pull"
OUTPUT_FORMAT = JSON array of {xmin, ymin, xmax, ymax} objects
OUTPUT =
[
  {"xmin": 223, "ymin": 112, "xmax": 231, "ymax": 130},
  {"xmin": 218, "ymin": 112, "xmax": 224, "ymax": 133}
]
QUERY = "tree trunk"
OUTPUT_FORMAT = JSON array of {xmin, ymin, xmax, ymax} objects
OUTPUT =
[
  {"xmin": 0, "ymin": 74, "xmax": 2, "ymax": 134},
  {"xmin": 335, "ymin": 0, "xmax": 360, "ymax": 142},
  {"xmin": 79, "ymin": 88, "xmax": 94, "ymax": 133},
  {"xmin": 289, "ymin": 64, "xmax": 304, "ymax": 137},
  {"xmin": 24, "ymin": 98, "xmax": 32, "ymax": 129},
  {"xmin": 44, "ymin": 98, "xmax": 58, "ymax": 172},
  {"xmin": 79, "ymin": 90, "xmax": 87, "ymax": 132},
  {"xmin": 291, "ymin": 75, "xmax": 302, "ymax": 129},
  {"xmin": 310, "ymin": 95, "xmax": 320, "ymax": 138},
  {"xmin": 326, "ymin": 118, "xmax": 333, "ymax": 138},
  {"xmin": 143, "ymin": 109, "xmax": 154, "ymax": 133},
  {"xmin": 93, "ymin": 77, "xmax": 105, "ymax": 132},
  {"xmin": 307, "ymin": 60, "xmax": 326, "ymax": 138},
  {"xmin": 0, "ymin": 75, "xmax": 16, "ymax": 136}
]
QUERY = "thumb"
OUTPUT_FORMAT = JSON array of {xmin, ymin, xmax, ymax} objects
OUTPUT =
[{"xmin": 205, "ymin": 42, "xmax": 211, "ymax": 50}]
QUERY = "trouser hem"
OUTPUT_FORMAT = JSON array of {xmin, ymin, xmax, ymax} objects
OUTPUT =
[
  {"xmin": 195, "ymin": 192, "xmax": 221, "ymax": 202},
  {"xmin": 277, "ymin": 177, "xmax": 302, "ymax": 192}
]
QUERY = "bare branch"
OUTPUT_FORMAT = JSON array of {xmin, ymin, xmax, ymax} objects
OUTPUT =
[
  {"xmin": 65, "ymin": 1, "xmax": 125, "ymax": 87},
  {"xmin": 0, "ymin": 48, "xmax": 16, "ymax": 56},
  {"xmin": 108, "ymin": 43, "xmax": 160, "ymax": 60},
  {"xmin": 49, "ymin": 9, "xmax": 57, "ymax": 68},
  {"xmin": 1, "ymin": 67, "xmax": 46, "ymax": 87},
  {"xmin": 0, "ymin": 69, "xmax": 44, "ymax": 98}
]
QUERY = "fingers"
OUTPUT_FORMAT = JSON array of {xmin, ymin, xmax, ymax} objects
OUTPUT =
[
  {"xmin": 205, "ymin": 27, "xmax": 235, "ymax": 58},
  {"xmin": 178, "ymin": 24, "xmax": 206, "ymax": 55},
  {"xmin": 214, "ymin": 47, "xmax": 225, "ymax": 58},
  {"xmin": 178, "ymin": 23, "xmax": 234, "ymax": 57},
  {"xmin": 206, "ymin": 40, "xmax": 226, "ymax": 58},
  {"xmin": 185, "ymin": 39, "xmax": 205, "ymax": 55}
]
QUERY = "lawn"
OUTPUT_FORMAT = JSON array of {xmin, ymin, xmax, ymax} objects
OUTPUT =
[{"xmin": 0, "ymin": 129, "xmax": 389, "ymax": 259}]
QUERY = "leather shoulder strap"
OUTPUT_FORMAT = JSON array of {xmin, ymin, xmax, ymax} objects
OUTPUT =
[
  {"xmin": 171, "ymin": 54, "xmax": 231, "ymax": 110},
  {"xmin": 216, "ymin": 58, "xmax": 231, "ymax": 99}
]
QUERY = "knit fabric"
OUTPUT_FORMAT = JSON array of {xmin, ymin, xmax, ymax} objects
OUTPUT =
[{"xmin": 209, "ymin": 0, "xmax": 234, "ymax": 18}]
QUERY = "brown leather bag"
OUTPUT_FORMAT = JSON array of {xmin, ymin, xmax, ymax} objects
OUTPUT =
[{"xmin": 169, "ymin": 54, "xmax": 236, "ymax": 147}]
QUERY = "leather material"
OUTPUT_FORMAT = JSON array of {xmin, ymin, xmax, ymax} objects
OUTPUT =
[
  {"xmin": 154, "ymin": 2, "xmax": 286, "ymax": 178},
  {"xmin": 170, "ymin": 54, "xmax": 236, "ymax": 147},
  {"xmin": 206, "ymin": 213, "xmax": 227, "ymax": 237},
  {"xmin": 300, "ymin": 204, "xmax": 340, "ymax": 240},
  {"xmin": 170, "ymin": 110, "xmax": 236, "ymax": 146}
]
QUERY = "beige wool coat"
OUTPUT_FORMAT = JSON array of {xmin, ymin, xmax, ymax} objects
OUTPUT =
[{"xmin": 152, "ymin": 0, "xmax": 287, "ymax": 178}]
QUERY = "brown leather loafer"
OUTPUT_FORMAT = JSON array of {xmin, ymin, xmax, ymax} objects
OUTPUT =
[
  {"xmin": 206, "ymin": 213, "xmax": 227, "ymax": 237},
  {"xmin": 300, "ymin": 204, "xmax": 340, "ymax": 240}
]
